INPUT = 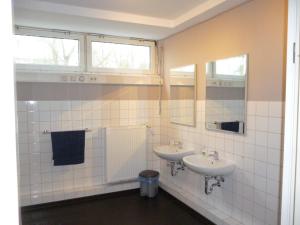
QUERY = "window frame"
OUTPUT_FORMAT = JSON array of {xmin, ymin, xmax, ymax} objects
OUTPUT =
[
  {"xmin": 14, "ymin": 28, "xmax": 85, "ymax": 72},
  {"xmin": 86, "ymin": 35, "xmax": 156, "ymax": 75}
]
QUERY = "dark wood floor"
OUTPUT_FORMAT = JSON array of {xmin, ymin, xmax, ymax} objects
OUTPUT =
[{"xmin": 21, "ymin": 189, "xmax": 215, "ymax": 225}]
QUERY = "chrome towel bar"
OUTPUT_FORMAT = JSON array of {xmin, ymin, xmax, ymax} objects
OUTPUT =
[
  {"xmin": 42, "ymin": 124, "xmax": 150, "ymax": 134},
  {"xmin": 42, "ymin": 128, "xmax": 92, "ymax": 134}
]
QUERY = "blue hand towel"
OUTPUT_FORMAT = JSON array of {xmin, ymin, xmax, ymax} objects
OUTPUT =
[
  {"xmin": 220, "ymin": 121, "xmax": 240, "ymax": 132},
  {"xmin": 51, "ymin": 130, "xmax": 85, "ymax": 166}
]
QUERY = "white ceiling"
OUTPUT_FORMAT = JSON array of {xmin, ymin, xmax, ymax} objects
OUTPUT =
[
  {"xmin": 36, "ymin": 0, "xmax": 205, "ymax": 19},
  {"xmin": 13, "ymin": 0, "xmax": 251, "ymax": 40}
]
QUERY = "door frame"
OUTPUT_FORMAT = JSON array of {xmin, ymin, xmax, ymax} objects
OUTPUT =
[
  {"xmin": 0, "ymin": 0, "xmax": 20, "ymax": 225},
  {"xmin": 281, "ymin": 0, "xmax": 300, "ymax": 224}
]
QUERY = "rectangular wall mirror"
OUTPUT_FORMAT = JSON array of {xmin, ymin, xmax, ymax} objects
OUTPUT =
[
  {"xmin": 205, "ymin": 54, "xmax": 248, "ymax": 134},
  {"xmin": 169, "ymin": 64, "xmax": 196, "ymax": 126}
]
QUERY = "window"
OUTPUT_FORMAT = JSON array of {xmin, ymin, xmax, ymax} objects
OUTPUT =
[
  {"xmin": 87, "ymin": 36, "xmax": 156, "ymax": 74},
  {"xmin": 14, "ymin": 27, "xmax": 157, "ymax": 75},
  {"xmin": 15, "ymin": 35, "xmax": 79, "ymax": 66},
  {"xmin": 14, "ymin": 28, "xmax": 84, "ymax": 71},
  {"xmin": 91, "ymin": 42, "xmax": 150, "ymax": 70}
]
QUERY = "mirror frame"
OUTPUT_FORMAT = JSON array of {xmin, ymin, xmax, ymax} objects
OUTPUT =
[
  {"xmin": 169, "ymin": 64, "xmax": 197, "ymax": 127},
  {"xmin": 205, "ymin": 54, "xmax": 248, "ymax": 134}
]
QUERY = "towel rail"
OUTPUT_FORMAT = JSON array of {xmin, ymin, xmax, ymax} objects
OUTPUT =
[
  {"xmin": 42, "ymin": 128, "xmax": 92, "ymax": 134},
  {"xmin": 42, "ymin": 124, "xmax": 150, "ymax": 134}
]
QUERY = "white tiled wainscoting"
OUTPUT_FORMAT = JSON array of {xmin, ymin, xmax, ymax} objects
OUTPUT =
[
  {"xmin": 160, "ymin": 100, "xmax": 283, "ymax": 225},
  {"xmin": 16, "ymin": 98, "xmax": 283, "ymax": 225},
  {"xmin": 17, "ymin": 100, "xmax": 160, "ymax": 206},
  {"xmin": 206, "ymin": 100, "xmax": 245, "ymax": 123}
]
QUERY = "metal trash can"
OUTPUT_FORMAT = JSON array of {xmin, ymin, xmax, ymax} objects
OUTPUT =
[{"xmin": 138, "ymin": 170, "xmax": 159, "ymax": 198}]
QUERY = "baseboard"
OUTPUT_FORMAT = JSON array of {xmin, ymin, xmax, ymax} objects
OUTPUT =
[
  {"xmin": 22, "ymin": 186, "xmax": 218, "ymax": 225},
  {"xmin": 20, "ymin": 181, "xmax": 140, "ymax": 207},
  {"xmin": 158, "ymin": 180, "xmax": 242, "ymax": 225},
  {"xmin": 21, "ymin": 188, "xmax": 140, "ymax": 212},
  {"xmin": 21, "ymin": 181, "xmax": 241, "ymax": 225}
]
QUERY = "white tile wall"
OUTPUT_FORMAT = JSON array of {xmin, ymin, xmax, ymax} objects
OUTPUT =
[
  {"xmin": 17, "ymin": 100, "xmax": 160, "ymax": 206},
  {"xmin": 206, "ymin": 100, "xmax": 245, "ymax": 123},
  {"xmin": 160, "ymin": 100, "xmax": 283, "ymax": 225},
  {"xmin": 170, "ymin": 99, "xmax": 194, "ymax": 125},
  {"xmin": 16, "ymin": 98, "xmax": 283, "ymax": 225}
]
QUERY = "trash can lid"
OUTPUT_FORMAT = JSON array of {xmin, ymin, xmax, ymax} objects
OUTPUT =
[{"xmin": 139, "ymin": 170, "xmax": 159, "ymax": 178}]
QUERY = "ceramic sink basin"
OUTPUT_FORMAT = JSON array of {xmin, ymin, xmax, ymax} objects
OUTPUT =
[
  {"xmin": 183, "ymin": 154, "xmax": 235, "ymax": 176},
  {"xmin": 153, "ymin": 145, "xmax": 194, "ymax": 162}
]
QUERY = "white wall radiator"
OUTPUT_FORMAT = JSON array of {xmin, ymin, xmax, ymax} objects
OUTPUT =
[{"xmin": 105, "ymin": 126, "xmax": 147, "ymax": 183}]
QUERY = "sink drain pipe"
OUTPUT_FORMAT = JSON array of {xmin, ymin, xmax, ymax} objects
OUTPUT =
[{"xmin": 205, "ymin": 176, "xmax": 225, "ymax": 195}]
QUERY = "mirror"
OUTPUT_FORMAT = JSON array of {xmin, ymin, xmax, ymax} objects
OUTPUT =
[
  {"xmin": 205, "ymin": 54, "xmax": 248, "ymax": 134},
  {"xmin": 169, "ymin": 64, "xmax": 196, "ymax": 126}
]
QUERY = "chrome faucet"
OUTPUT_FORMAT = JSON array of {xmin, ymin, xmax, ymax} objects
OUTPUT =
[
  {"xmin": 208, "ymin": 151, "xmax": 219, "ymax": 160},
  {"xmin": 170, "ymin": 140, "xmax": 183, "ymax": 148},
  {"xmin": 174, "ymin": 141, "xmax": 183, "ymax": 148}
]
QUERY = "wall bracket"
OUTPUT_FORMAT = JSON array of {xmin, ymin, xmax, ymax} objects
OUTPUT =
[{"xmin": 167, "ymin": 161, "xmax": 185, "ymax": 176}]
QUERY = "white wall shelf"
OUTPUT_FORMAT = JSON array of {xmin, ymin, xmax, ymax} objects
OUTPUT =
[{"xmin": 16, "ymin": 71, "xmax": 163, "ymax": 85}]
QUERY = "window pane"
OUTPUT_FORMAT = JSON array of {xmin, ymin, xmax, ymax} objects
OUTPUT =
[
  {"xmin": 14, "ymin": 35, "xmax": 79, "ymax": 66},
  {"xmin": 215, "ymin": 55, "xmax": 247, "ymax": 76},
  {"xmin": 92, "ymin": 42, "xmax": 150, "ymax": 70}
]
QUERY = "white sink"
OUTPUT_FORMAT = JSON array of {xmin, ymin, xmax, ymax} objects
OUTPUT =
[
  {"xmin": 153, "ymin": 145, "xmax": 194, "ymax": 162},
  {"xmin": 183, "ymin": 154, "xmax": 235, "ymax": 176}
]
